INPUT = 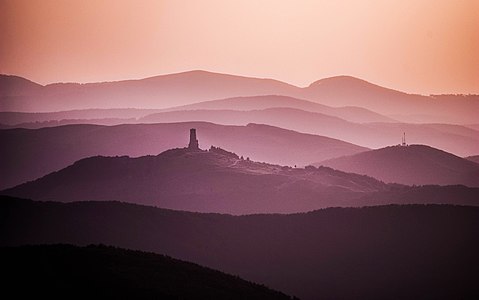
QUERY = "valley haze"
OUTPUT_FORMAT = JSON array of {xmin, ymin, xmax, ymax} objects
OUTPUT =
[{"xmin": 1, "ymin": 71, "xmax": 478, "ymax": 289}]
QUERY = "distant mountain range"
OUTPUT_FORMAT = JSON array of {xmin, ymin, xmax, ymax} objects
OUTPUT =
[
  {"xmin": 0, "ymin": 94, "xmax": 394, "ymax": 125},
  {"xmin": 1, "ymin": 244, "xmax": 293, "ymax": 299},
  {"xmin": 2, "ymin": 197, "xmax": 478, "ymax": 300},
  {"xmin": 318, "ymin": 145, "xmax": 479, "ymax": 187},
  {"xmin": 0, "ymin": 122, "xmax": 367, "ymax": 190},
  {"xmin": 161, "ymin": 95, "xmax": 396, "ymax": 123},
  {"xmin": 139, "ymin": 107, "xmax": 479, "ymax": 155},
  {"xmin": 3, "ymin": 147, "xmax": 478, "ymax": 213},
  {"xmin": 0, "ymin": 108, "xmax": 157, "ymax": 127},
  {"xmin": 1, "ymin": 71, "xmax": 477, "ymax": 124},
  {"xmin": 2, "ymin": 102, "xmax": 478, "ymax": 157}
]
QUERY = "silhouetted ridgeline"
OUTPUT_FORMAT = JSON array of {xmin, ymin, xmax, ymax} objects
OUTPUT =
[
  {"xmin": 3, "ymin": 146, "xmax": 478, "ymax": 214},
  {"xmin": 1, "ymin": 244, "xmax": 294, "ymax": 299},
  {"xmin": 2, "ymin": 196, "xmax": 478, "ymax": 299},
  {"xmin": 0, "ymin": 122, "xmax": 367, "ymax": 190},
  {"xmin": 1, "ymin": 147, "xmax": 389, "ymax": 214}
]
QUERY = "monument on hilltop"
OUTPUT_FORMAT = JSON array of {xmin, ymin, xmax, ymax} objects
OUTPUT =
[{"xmin": 188, "ymin": 128, "xmax": 199, "ymax": 150}]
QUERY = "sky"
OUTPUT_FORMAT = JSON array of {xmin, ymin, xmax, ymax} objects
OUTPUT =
[{"xmin": 1, "ymin": 0, "xmax": 478, "ymax": 95}]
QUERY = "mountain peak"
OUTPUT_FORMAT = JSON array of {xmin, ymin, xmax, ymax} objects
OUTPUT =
[
  {"xmin": 0, "ymin": 74, "xmax": 44, "ymax": 97},
  {"xmin": 144, "ymin": 69, "xmax": 292, "ymax": 85},
  {"xmin": 308, "ymin": 75, "xmax": 382, "ymax": 89},
  {"xmin": 320, "ymin": 144, "xmax": 479, "ymax": 187}
]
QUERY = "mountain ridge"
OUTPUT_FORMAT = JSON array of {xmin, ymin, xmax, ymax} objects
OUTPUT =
[
  {"xmin": 3, "ymin": 145, "xmax": 479, "ymax": 214},
  {"xmin": 157, "ymin": 94, "xmax": 396, "ymax": 123},
  {"xmin": 2, "ymin": 71, "xmax": 477, "ymax": 124},
  {"xmin": 1, "ymin": 146, "xmax": 388, "ymax": 214},
  {"xmin": 0, "ymin": 122, "xmax": 367, "ymax": 190}
]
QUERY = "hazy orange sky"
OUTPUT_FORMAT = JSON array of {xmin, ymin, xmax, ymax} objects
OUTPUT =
[{"xmin": 1, "ymin": 0, "xmax": 478, "ymax": 94}]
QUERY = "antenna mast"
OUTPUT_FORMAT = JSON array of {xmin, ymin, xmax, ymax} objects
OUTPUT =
[{"xmin": 401, "ymin": 132, "xmax": 407, "ymax": 146}]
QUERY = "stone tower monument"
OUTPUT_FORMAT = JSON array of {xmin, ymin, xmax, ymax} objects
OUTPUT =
[{"xmin": 188, "ymin": 128, "xmax": 199, "ymax": 150}]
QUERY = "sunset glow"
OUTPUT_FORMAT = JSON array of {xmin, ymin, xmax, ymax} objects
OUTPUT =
[
  {"xmin": 2, "ymin": 1, "xmax": 479, "ymax": 298},
  {"xmin": 1, "ymin": 0, "xmax": 478, "ymax": 94}
]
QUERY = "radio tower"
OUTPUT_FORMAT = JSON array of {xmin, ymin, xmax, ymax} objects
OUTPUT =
[{"xmin": 401, "ymin": 132, "xmax": 407, "ymax": 146}]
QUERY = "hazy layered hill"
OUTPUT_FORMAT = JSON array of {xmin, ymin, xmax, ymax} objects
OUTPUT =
[
  {"xmin": 0, "ymin": 71, "xmax": 298, "ymax": 112},
  {"xmin": 0, "ymin": 75, "xmax": 43, "ymax": 97},
  {"xmin": 467, "ymin": 124, "xmax": 479, "ymax": 131},
  {"xmin": 141, "ymin": 107, "xmax": 376, "ymax": 142},
  {"xmin": 0, "ymin": 94, "xmax": 394, "ymax": 126},
  {"xmin": 0, "ymin": 122, "xmax": 367, "ymax": 190},
  {"xmin": 163, "ymin": 95, "xmax": 396, "ymax": 123},
  {"xmin": 139, "ymin": 108, "xmax": 479, "ymax": 156},
  {"xmin": 1, "ymin": 71, "xmax": 477, "ymax": 124},
  {"xmin": 1, "ymin": 244, "xmax": 293, "ymax": 299},
  {"xmin": 2, "ymin": 106, "xmax": 477, "ymax": 157},
  {"xmin": 0, "ymin": 108, "xmax": 160, "ymax": 126},
  {"xmin": 2, "ymin": 147, "xmax": 388, "ymax": 214},
  {"xmin": 319, "ymin": 145, "xmax": 479, "ymax": 187},
  {"xmin": 2, "ymin": 197, "xmax": 478, "ymax": 299},
  {"xmin": 304, "ymin": 76, "xmax": 479, "ymax": 124}
]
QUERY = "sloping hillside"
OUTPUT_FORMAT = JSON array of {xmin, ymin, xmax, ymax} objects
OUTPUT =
[
  {"xmin": 466, "ymin": 155, "xmax": 479, "ymax": 165},
  {"xmin": 1, "ymin": 244, "xmax": 293, "ymax": 299},
  {"xmin": 2, "ymin": 197, "xmax": 478, "ymax": 300},
  {"xmin": 2, "ymin": 148, "xmax": 385, "ymax": 214},
  {"xmin": 304, "ymin": 75, "xmax": 479, "ymax": 124},
  {"xmin": 319, "ymin": 144, "xmax": 479, "ymax": 187},
  {"xmin": 0, "ymin": 122, "xmax": 367, "ymax": 189}
]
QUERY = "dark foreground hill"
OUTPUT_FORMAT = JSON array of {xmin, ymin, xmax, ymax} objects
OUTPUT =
[
  {"xmin": 0, "ymin": 122, "xmax": 366, "ymax": 190},
  {"xmin": 2, "ymin": 197, "xmax": 478, "ymax": 300},
  {"xmin": 1, "ymin": 244, "xmax": 293, "ymax": 299},
  {"xmin": 319, "ymin": 145, "xmax": 479, "ymax": 187}
]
